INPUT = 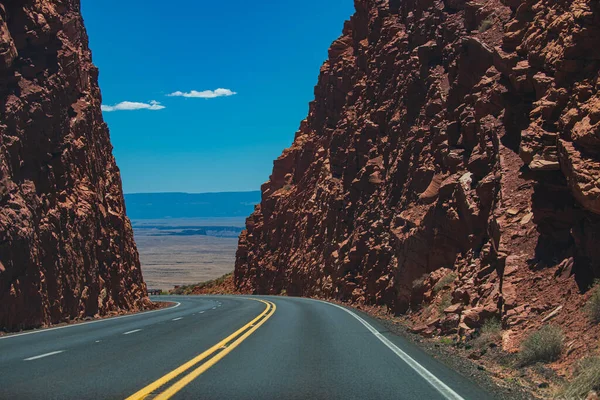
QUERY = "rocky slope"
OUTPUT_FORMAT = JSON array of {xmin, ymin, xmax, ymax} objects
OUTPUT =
[
  {"xmin": 0, "ymin": 0, "xmax": 148, "ymax": 331},
  {"xmin": 236, "ymin": 0, "xmax": 600, "ymax": 366}
]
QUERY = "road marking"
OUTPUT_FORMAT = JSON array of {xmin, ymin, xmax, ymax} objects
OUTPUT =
[
  {"xmin": 212, "ymin": 307, "xmax": 216, "ymax": 310},
  {"xmin": 24, "ymin": 350, "xmax": 64, "ymax": 361},
  {"xmin": 321, "ymin": 300, "xmax": 465, "ymax": 400},
  {"xmin": 0, "ymin": 302, "xmax": 181, "ymax": 341},
  {"xmin": 123, "ymin": 329, "xmax": 142, "ymax": 335},
  {"xmin": 126, "ymin": 299, "xmax": 274, "ymax": 400},
  {"xmin": 154, "ymin": 301, "xmax": 276, "ymax": 400},
  {"xmin": 172, "ymin": 317, "xmax": 183, "ymax": 321},
  {"xmin": 199, "ymin": 311, "xmax": 205, "ymax": 314},
  {"xmin": 95, "ymin": 340, "xmax": 101, "ymax": 343}
]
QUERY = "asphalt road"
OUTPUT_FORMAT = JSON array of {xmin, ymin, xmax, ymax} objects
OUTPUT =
[{"xmin": 0, "ymin": 295, "xmax": 494, "ymax": 400}]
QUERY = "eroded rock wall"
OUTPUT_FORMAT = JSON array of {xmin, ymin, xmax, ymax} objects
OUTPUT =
[
  {"xmin": 235, "ymin": 0, "xmax": 600, "ymax": 357},
  {"xmin": 0, "ymin": 0, "xmax": 148, "ymax": 330}
]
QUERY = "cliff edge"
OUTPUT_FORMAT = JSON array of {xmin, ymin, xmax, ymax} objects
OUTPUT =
[
  {"xmin": 235, "ymin": 0, "xmax": 600, "ymax": 365},
  {"xmin": 0, "ymin": 0, "xmax": 148, "ymax": 331}
]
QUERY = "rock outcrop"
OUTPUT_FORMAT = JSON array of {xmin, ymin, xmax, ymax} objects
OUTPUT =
[
  {"xmin": 0, "ymin": 0, "xmax": 148, "ymax": 331},
  {"xmin": 236, "ymin": 0, "xmax": 600, "ymax": 360}
]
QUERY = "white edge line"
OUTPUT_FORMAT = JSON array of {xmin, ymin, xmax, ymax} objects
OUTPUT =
[
  {"xmin": 172, "ymin": 317, "xmax": 183, "ymax": 321},
  {"xmin": 0, "ymin": 302, "xmax": 181, "ymax": 341},
  {"xmin": 123, "ymin": 329, "xmax": 142, "ymax": 335},
  {"xmin": 24, "ymin": 350, "xmax": 65, "ymax": 361},
  {"xmin": 317, "ymin": 299, "xmax": 465, "ymax": 400}
]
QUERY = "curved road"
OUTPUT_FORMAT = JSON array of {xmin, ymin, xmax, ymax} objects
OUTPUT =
[{"xmin": 0, "ymin": 296, "xmax": 494, "ymax": 399}]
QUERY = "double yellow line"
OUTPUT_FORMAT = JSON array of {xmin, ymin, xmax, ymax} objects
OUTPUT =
[{"xmin": 126, "ymin": 299, "xmax": 276, "ymax": 400}]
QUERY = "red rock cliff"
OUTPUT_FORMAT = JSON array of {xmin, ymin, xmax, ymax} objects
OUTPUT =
[
  {"xmin": 236, "ymin": 0, "xmax": 600, "ymax": 356},
  {"xmin": 0, "ymin": 0, "xmax": 148, "ymax": 330}
]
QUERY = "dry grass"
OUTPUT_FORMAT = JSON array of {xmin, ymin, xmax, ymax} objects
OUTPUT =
[
  {"xmin": 519, "ymin": 325, "xmax": 564, "ymax": 366},
  {"xmin": 437, "ymin": 292, "xmax": 453, "ymax": 314},
  {"xmin": 562, "ymin": 357, "xmax": 600, "ymax": 399},
  {"xmin": 586, "ymin": 285, "xmax": 600, "ymax": 323},
  {"xmin": 474, "ymin": 318, "xmax": 502, "ymax": 348},
  {"xmin": 412, "ymin": 273, "xmax": 429, "ymax": 291},
  {"xmin": 478, "ymin": 18, "xmax": 493, "ymax": 33},
  {"xmin": 433, "ymin": 272, "xmax": 457, "ymax": 293}
]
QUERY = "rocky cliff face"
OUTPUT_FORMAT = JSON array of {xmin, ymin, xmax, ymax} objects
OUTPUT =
[
  {"xmin": 0, "ymin": 0, "xmax": 148, "ymax": 331},
  {"xmin": 236, "ymin": 0, "xmax": 600, "ymax": 358}
]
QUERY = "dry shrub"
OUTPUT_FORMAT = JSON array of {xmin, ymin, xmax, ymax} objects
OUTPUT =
[
  {"xmin": 478, "ymin": 19, "xmax": 493, "ymax": 33},
  {"xmin": 519, "ymin": 325, "xmax": 564, "ymax": 366},
  {"xmin": 412, "ymin": 273, "xmax": 429, "ymax": 291},
  {"xmin": 437, "ymin": 292, "xmax": 452, "ymax": 314},
  {"xmin": 433, "ymin": 272, "xmax": 457, "ymax": 293},
  {"xmin": 563, "ymin": 357, "xmax": 600, "ymax": 399},
  {"xmin": 587, "ymin": 285, "xmax": 600, "ymax": 323},
  {"xmin": 475, "ymin": 318, "xmax": 502, "ymax": 348}
]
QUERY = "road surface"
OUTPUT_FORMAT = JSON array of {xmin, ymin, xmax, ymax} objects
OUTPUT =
[{"xmin": 0, "ymin": 295, "xmax": 494, "ymax": 399}]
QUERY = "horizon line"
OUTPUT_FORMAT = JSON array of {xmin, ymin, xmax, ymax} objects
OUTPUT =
[{"xmin": 124, "ymin": 190, "xmax": 262, "ymax": 195}]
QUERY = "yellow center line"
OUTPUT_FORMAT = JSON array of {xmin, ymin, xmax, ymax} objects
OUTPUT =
[
  {"xmin": 125, "ymin": 299, "xmax": 274, "ymax": 400},
  {"xmin": 154, "ymin": 301, "xmax": 276, "ymax": 399}
]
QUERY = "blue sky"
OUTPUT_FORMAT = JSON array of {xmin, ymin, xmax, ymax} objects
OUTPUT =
[{"xmin": 80, "ymin": 0, "xmax": 354, "ymax": 194}]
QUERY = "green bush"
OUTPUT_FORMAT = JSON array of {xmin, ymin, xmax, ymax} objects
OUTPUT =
[
  {"xmin": 587, "ymin": 285, "xmax": 600, "ymax": 323},
  {"xmin": 519, "ymin": 325, "xmax": 564, "ymax": 366},
  {"xmin": 478, "ymin": 19, "xmax": 493, "ymax": 33},
  {"xmin": 439, "ymin": 337, "xmax": 454, "ymax": 346},
  {"xmin": 433, "ymin": 272, "xmax": 457, "ymax": 293},
  {"xmin": 475, "ymin": 318, "xmax": 502, "ymax": 348},
  {"xmin": 563, "ymin": 357, "xmax": 600, "ymax": 399}
]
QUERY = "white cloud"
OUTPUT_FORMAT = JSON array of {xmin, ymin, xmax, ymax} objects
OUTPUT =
[
  {"xmin": 101, "ymin": 100, "xmax": 165, "ymax": 112},
  {"xmin": 167, "ymin": 88, "xmax": 237, "ymax": 99}
]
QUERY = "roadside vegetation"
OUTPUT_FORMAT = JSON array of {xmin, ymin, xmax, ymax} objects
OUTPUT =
[
  {"xmin": 586, "ymin": 284, "xmax": 600, "ymax": 323},
  {"xmin": 519, "ymin": 325, "xmax": 564, "ymax": 366},
  {"xmin": 562, "ymin": 357, "xmax": 600, "ymax": 399},
  {"xmin": 474, "ymin": 318, "xmax": 503, "ymax": 348}
]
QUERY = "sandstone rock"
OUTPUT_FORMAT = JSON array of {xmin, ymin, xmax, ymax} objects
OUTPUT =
[
  {"xmin": 0, "ymin": 1, "xmax": 147, "ymax": 330},
  {"xmin": 418, "ymin": 174, "xmax": 443, "ymax": 203},
  {"xmin": 234, "ymin": 0, "xmax": 600, "ymax": 359},
  {"xmin": 463, "ymin": 305, "xmax": 498, "ymax": 328},
  {"xmin": 586, "ymin": 391, "xmax": 599, "ymax": 400},
  {"xmin": 444, "ymin": 303, "xmax": 464, "ymax": 314},
  {"xmin": 558, "ymin": 140, "xmax": 600, "ymax": 214},
  {"xmin": 529, "ymin": 158, "xmax": 560, "ymax": 171}
]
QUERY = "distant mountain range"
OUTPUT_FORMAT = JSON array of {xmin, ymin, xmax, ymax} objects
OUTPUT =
[{"xmin": 124, "ymin": 191, "xmax": 261, "ymax": 219}]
